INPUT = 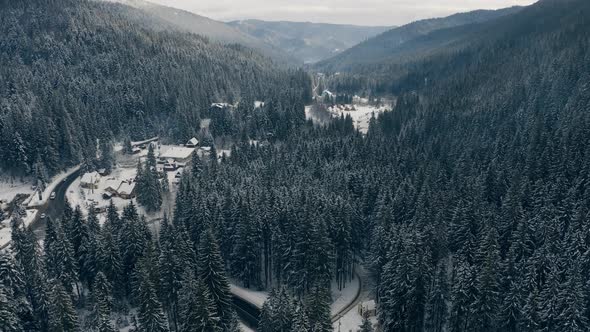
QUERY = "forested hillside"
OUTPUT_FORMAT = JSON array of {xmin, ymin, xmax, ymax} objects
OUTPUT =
[
  {"xmin": 106, "ymin": 0, "xmax": 299, "ymax": 66},
  {"xmin": 0, "ymin": 0, "xmax": 310, "ymax": 177},
  {"xmin": 3, "ymin": 0, "xmax": 590, "ymax": 331},
  {"xmin": 229, "ymin": 20, "xmax": 391, "ymax": 64},
  {"xmin": 315, "ymin": 6, "xmax": 522, "ymax": 73}
]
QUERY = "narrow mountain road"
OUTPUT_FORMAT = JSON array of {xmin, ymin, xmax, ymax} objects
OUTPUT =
[
  {"xmin": 231, "ymin": 270, "xmax": 363, "ymax": 331},
  {"xmin": 331, "ymin": 270, "xmax": 363, "ymax": 324},
  {"xmin": 29, "ymin": 169, "xmax": 81, "ymax": 240}
]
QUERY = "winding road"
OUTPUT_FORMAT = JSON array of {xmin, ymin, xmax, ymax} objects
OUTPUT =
[
  {"xmin": 4, "ymin": 167, "xmax": 364, "ymax": 331},
  {"xmin": 231, "ymin": 270, "xmax": 364, "ymax": 331},
  {"xmin": 29, "ymin": 169, "xmax": 81, "ymax": 239}
]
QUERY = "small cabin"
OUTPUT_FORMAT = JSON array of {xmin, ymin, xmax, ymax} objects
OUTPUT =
[
  {"xmin": 186, "ymin": 137, "xmax": 199, "ymax": 148},
  {"xmin": 80, "ymin": 172, "xmax": 100, "ymax": 190},
  {"xmin": 118, "ymin": 182, "xmax": 136, "ymax": 200}
]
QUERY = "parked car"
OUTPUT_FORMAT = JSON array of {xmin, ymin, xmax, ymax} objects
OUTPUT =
[
  {"xmin": 40, "ymin": 213, "xmax": 46, "ymax": 219},
  {"xmin": 50, "ymin": 192, "xmax": 56, "ymax": 200}
]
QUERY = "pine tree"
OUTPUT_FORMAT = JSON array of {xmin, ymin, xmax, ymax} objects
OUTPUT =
[
  {"xmin": 292, "ymin": 302, "xmax": 310, "ymax": 332},
  {"xmin": 90, "ymin": 272, "xmax": 116, "ymax": 332},
  {"xmin": 471, "ymin": 227, "xmax": 501, "ymax": 332},
  {"xmin": 123, "ymin": 136, "xmax": 133, "ymax": 155},
  {"xmin": 137, "ymin": 261, "xmax": 170, "ymax": 332},
  {"xmin": 0, "ymin": 286, "xmax": 22, "ymax": 332},
  {"xmin": 97, "ymin": 224, "xmax": 123, "ymax": 298},
  {"xmin": 45, "ymin": 219, "xmax": 78, "ymax": 295},
  {"xmin": 259, "ymin": 288, "xmax": 295, "ymax": 332},
  {"xmin": 358, "ymin": 316, "xmax": 374, "ymax": 332},
  {"xmin": 179, "ymin": 272, "xmax": 220, "ymax": 332},
  {"xmin": 47, "ymin": 280, "xmax": 78, "ymax": 332},
  {"xmin": 158, "ymin": 221, "xmax": 185, "ymax": 330},
  {"xmin": 197, "ymin": 229, "xmax": 235, "ymax": 331},
  {"xmin": 305, "ymin": 286, "xmax": 332, "ymax": 332}
]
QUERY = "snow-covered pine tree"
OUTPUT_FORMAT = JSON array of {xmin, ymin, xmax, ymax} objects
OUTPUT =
[
  {"xmin": 179, "ymin": 271, "xmax": 220, "ymax": 332},
  {"xmin": 137, "ymin": 261, "xmax": 170, "ymax": 332},
  {"xmin": 0, "ymin": 286, "xmax": 22, "ymax": 332},
  {"xmin": 92, "ymin": 272, "xmax": 116, "ymax": 332},
  {"xmin": 48, "ymin": 279, "xmax": 78, "ymax": 332},
  {"xmin": 305, "ymin": 286, "xmax": 332, "ymax": 332},
  {"xmin": 197, "ymin": 229, "xmax": 235, "ymax": 332},
  {"xmin": 358, "ymin": 316, "xmax": 374, "ymax": 332}
]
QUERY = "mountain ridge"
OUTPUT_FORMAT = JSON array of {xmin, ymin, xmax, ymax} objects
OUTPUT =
[{"xmin": 229, "ymin": 19, "xmax": 392, "ymax": 64}]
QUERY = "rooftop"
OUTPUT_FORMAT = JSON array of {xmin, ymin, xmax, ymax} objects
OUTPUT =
[{"xmin": 160, "ymin": 146, "xmax": 195, "ymax": 160}]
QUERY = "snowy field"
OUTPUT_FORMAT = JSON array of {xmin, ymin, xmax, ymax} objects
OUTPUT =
[{"xmin": 305, "ymin": 104, "xmax": 390, "ymax": 134}]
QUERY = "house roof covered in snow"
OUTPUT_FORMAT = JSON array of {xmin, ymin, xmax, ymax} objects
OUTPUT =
[
  {"xmin": 104, "ymin": 179, "xmax": 122, "ymax": 191},
  {"xmin": 160, "ymin": 146, "xmax": 195, "ymax": 161},
  {"xmin": 186, "ymin": 137, "xmax": 199, "ymax": 146},
  {"xmin": 361, "ymin": 300, "xmax": 376, "ymax": 311},
  {"xmin": 118, "ymin": 182, "xmax": 136, "ymax": 195},
  {"xmin": 81, "ymin": 171, "xmax": 100, "ymax": 184}
]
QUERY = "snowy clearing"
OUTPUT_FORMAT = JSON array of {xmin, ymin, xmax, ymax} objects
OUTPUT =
[
  {"xmin": 0, "ymin": 176, "xmax": 34, "ymax": 204},
  {"xmin": 305, "ymin": 104, "xmax": 390, "ymax": 134}
]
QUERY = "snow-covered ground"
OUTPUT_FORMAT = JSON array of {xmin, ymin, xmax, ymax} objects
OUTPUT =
[
  {"xmin": 240, "ymin": 323, "xmax": 255, "ymax": 332},
  {"xmin": 67, "ymin": 140, "xmax": 192, "ymax": 222},
  {"xmin": 67, "ymin": 168, "xmax": 135, "ymax": 212},
  {"xmin": 0, "ymin": 209, "xmax": 37, "ymax": 248},
  {"xmin": 0, "ymin": 176, "xmax": 34, "ymax": 203},
  {"xmin": 305, "ymin": 104, "xmax": 390, "ymax": 134},
  {"xmin": 330, "ymin": 277, "xmax": 360, "ymax": 316},
  {"xmin": 331, "ymin": 266, "xmax": 377, "ymax": 332},
  {"xmin": 334, "ymin": 311, "xmax": 377, "ymax": 332},
  {"xmin": 230, "ymin": 284, "xmax": 269, "ymax": 308}
]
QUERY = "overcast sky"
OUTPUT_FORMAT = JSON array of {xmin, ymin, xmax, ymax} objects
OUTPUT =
[{"xmin": 147, "ymin": 0, "xmax": 537, "ymax": 26}]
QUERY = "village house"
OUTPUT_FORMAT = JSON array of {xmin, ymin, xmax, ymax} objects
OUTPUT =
[
  {"xmin": 159, "ymin": 146, "xmax": 194, "ymax": 164},
  {"xmin": 117, "ymin": 181, "xmax": 136, "ymax": 199},
  {"xmin": 186, "ymin": 137, "xmax": 199, "ymax": 148},
  {"xmin": 80, "ymin": 171, "xmax": 100, "ymax": 189},
  {"xmin": 163, "ymin": 159, "xmax": 178, "ymax": 172}
]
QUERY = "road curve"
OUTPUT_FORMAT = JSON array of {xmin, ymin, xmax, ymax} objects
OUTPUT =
[
  {"xmin": 29, "ymin": 169, "xmax": 81, "ymax": 239},
  {"xmin": 331, "ymin": 271, "xmax": 363, "ymax": 324},
  {"xmin": 231, "ymin": 270, "xmax": 363, "ymax": 331}
]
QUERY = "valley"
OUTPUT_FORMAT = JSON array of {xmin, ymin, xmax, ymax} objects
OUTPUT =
[{"xmin": 1, "ymin": 1, "xmax": 589, "ymax": 332}]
